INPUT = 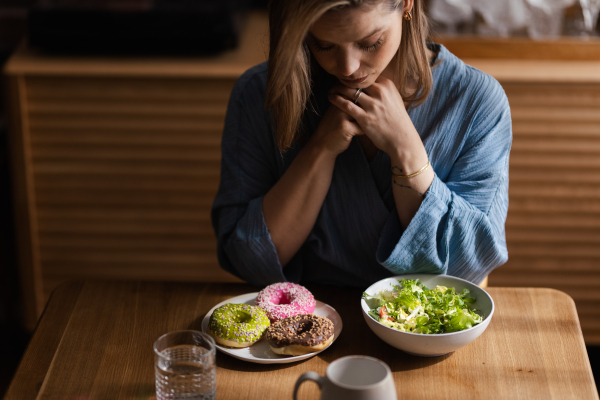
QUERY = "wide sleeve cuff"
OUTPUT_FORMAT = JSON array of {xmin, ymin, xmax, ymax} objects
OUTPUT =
[
  {"xmin": 376, "ymin": 173, "xmax": 508, "ymax": 284},
  {"xmin": 376, "ymin": 174, "xmax": 452, "ymax": 275},
  {"xmin": 221, "ymin": 196, "xmax": 290, "ymax": 286}
]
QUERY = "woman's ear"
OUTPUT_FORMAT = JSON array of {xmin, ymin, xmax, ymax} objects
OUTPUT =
[{"xmin": 403, "ymin": 0, "xmax": 414, "ymax": 13}]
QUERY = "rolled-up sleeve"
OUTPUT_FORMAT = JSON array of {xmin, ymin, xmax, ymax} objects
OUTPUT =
[
  {"xmin": 211, "ymin": 65, "xmax": 288, "ymax": 286},
  {"xmin": 376, "ymin": 79, "xmax": 512, "ymax": 284}
]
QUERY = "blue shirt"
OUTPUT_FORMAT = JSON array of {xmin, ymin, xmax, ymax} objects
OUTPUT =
[{"xmin": 211, "ymin": 44, "xmax": 512, "ymax": 288}]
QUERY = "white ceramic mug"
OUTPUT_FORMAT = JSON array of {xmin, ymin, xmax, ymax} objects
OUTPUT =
[{"xmin": 293, "ymin": 356, "xmax": 397, "ymax": 400}]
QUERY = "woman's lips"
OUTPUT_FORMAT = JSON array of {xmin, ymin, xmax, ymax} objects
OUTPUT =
[{"xmin": 341, "ymin": 75, "xmax": 368, "ymax": 84}]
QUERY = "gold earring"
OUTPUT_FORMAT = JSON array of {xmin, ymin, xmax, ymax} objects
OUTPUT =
[{"xmin": 404, "ymin": 11, "xmax": 412, "ymax": 21}]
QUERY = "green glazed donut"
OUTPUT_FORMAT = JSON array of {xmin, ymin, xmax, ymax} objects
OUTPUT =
[{"xmin": 208, "ymin": 303, "xmax": 270, "ymax": 348}]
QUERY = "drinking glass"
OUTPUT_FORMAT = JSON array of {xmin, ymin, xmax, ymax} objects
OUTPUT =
[{"xmin": 154, "ymin": 330, "xmax": 216, "ymax": 400}]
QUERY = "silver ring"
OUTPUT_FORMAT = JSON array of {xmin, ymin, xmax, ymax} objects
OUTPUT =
[{"xmin": 353, "ymin": 88, "xmax": 363, "ymax": 104}]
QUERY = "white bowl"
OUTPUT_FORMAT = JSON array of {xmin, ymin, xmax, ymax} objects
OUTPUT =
[{"xmin": 361, "ymin": 274, "xmax": 494, "ymax": 357}]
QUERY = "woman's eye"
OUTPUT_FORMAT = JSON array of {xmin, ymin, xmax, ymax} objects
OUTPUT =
[
  {"xmin": 359, "ymin": 38, "xmax": 383, "ymax": 52},
  {"xmin": 315, "ymin": 44, "xmax": 334, "ymax": 53},
  {"xmin": 309, "ymin": 38, "xmax": 333, "ymax": 52},
  {"xmin": 308, "ymin": 37, "xmax": 382, "ymax": 53}
]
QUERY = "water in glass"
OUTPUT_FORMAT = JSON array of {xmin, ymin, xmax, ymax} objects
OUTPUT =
[{"xmin": 155, "ymin": 344, "xmax": 216, "ymax": 400}]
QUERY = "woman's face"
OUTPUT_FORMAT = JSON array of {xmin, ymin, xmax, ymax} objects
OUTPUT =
[{"xmin": 307, "ymin": 2, "xmax": 405, "ymax": 88}]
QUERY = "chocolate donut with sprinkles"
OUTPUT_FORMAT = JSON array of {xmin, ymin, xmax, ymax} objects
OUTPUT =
[
  {"xmin": 256, "ymin": 282, "xmax": 316, "ymax": 322},
  {"xmin": 207, "ymin": 303, "xmax": 270, "ymax": 348},
  {"xmin": 266, "ymin": 314, "xmax": 334, "ymax": 356}
]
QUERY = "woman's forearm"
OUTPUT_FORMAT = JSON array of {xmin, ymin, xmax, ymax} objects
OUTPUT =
[
  {"xmin": 389, "ymin": 138, "xmax": 435, "ymax": 230},
  {"xmin": 262, "ymin": 140, "xmax": 336, "ymax": 267}
]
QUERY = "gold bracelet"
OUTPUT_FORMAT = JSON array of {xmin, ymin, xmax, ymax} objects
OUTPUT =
[{"xmin": 391, "ymin": 160, "xmax": 430, "ymax": 179}]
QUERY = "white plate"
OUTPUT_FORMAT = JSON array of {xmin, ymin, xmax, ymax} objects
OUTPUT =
[{"xmin": 201, "ymin": 292, "xmax": 343, "ymax": 364}]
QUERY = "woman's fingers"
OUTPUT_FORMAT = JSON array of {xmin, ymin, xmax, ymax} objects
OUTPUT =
[
  {"xmin": 333, "ymin": 107, "xmax": 364, "ymax": 136},
  {"xmin": 346, "ymin": 119, "xmax": 365, "ymax": 136},
  {"xmin": 329, "ymin": 85, "xmax": 374, "ymax": 106},
  {"xmin": 329, "ymin": 84, "xmax": 361, "ymax": 99},
  {"xmin": 328, "ymin": 93, "xmax": 368, "ymax": 123}
]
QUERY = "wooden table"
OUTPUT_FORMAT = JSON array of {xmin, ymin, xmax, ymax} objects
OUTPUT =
[{"xmin": 4, "ymin": 281, "xmax": 598, "ymax": 400}]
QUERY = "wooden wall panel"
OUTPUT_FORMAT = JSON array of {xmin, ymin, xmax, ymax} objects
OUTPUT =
[
  {"xmin": 489, "ymin": 82, "xmax": 600, "ymax": 344},
  {"xmin": 21, "ymin": 75, "xmax": 243, "ymax": 319}
]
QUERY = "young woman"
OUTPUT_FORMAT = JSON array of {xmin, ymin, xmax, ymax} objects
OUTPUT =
[{"xmin": 211, "ymin": 0, "xmax": 512, "ymax": 287}]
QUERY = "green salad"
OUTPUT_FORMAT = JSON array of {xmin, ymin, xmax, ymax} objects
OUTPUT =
[{"xmin": 362, "ymin": 279, "xmax": 483, "ymax": 334}]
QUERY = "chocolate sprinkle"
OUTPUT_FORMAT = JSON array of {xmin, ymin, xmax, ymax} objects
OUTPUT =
[{"xmin": 265, "ymin": 314, "xmax": 334, "ymax": 348}]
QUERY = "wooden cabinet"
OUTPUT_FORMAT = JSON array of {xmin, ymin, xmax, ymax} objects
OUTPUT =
[{"xmin": 5, "ymin": 12, "xmax": 600, "ymax": 343}]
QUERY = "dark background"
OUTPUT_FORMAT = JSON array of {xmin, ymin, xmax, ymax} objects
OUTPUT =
[
  {"xmin": 0, "ymin": 0, "xmax": 598, "ymax": 397},
  {"xmin": 0, "ymin": 1, "xmax": 34, "ymax": 395}
]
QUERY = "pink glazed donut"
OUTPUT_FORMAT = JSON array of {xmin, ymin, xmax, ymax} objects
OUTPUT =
[{"xmin": 255, "ymin": 282, "xmax": 316, "ymax": 322}]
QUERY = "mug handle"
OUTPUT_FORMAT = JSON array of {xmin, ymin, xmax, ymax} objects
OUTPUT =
[{"xmin": 293, "ymin": 371, "xmax": 325, "ymax": 400}]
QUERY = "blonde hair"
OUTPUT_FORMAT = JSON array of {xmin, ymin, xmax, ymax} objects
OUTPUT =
[{"xmin": 266, "ymin": 0, "xmax": 433, "ymax": 152}]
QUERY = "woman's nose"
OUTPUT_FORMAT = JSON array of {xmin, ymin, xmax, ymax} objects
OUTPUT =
[{"xmin": 337, "ymin": 50, "xmax": 361, "ymax": 78}]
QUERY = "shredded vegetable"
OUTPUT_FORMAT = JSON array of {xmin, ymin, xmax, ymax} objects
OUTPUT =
[{"xmin": 362, "ymin": 279, "xmax": 483, "ymax": 334}]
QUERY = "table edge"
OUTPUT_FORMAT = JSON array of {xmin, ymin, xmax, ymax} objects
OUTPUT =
[{"xmin": 3, "ymin": 281, "xmax": 84, "ymax": 400}]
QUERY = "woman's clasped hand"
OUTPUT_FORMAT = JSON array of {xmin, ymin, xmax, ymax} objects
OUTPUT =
[
  {"xmin": 309, "ymin": 94, "xmax": 364, "ymax": 157},
  {"xmin": 327, "ymin": 76, "xmax": 417, "ymax": 158}
]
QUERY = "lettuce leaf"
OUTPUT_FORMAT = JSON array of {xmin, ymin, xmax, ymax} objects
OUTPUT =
[{"xmin": 363, "ymin": 279, "xmax": 484, "ymax": 334}]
